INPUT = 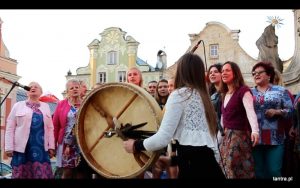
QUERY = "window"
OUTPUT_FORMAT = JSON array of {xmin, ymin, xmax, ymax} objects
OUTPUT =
[
  {"xmin": 210, "ymin": 44, "xmax": 219, "ymax": 58},
  {"xmin": 118, "ymin": 71, "xmax": 126, "ymax": 82},
  {"xmin": 107, "ymin": 51, "xmax": 117, "ymax": 65},
  {"xmin": 99, "ymin": 72, "xmax": 106, "ymax": 83}
]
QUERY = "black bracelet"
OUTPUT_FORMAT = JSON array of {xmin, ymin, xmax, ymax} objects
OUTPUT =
[
  {"xmin": 171, "ymin": 143, "xmax": 177, "ymax": 152},
  {"xmin": 134, "ymin": 139, "xmax": 145, "ymax": 152},
  {"xmin": 170, "ymin": 155, "xmax": 178, "ymax": 166}
]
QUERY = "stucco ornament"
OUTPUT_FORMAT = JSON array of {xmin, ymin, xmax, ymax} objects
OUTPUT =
[{"xmin": 106, "ymin": 31, "xmax": 119, "ymax": 45}]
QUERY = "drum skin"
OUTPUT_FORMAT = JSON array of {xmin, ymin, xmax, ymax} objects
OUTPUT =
[{"xmin": 76, "ymin": 82, "xmax": 162, "ymax": 178}]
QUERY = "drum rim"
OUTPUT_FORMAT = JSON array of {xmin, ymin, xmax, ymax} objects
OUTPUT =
[{"xmin": 75, "ymin": 82, "xmax": 162, "ymax": 178}]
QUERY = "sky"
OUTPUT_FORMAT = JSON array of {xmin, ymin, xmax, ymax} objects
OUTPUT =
[{"xmin": 0, "ymin": 9, "xmax": 295, "ymax": 99}]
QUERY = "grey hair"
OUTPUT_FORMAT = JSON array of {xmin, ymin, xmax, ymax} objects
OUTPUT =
[
  {"xmin": 28, "ymin": 82, "xmax": 43, "ymax": 93},
  {"xmin": 66, "ymin": 78, "xmax": 80, "ymax": 92}
]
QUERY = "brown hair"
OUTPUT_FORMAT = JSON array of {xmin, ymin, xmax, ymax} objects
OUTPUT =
[
  {"xmin": 207, "ymin": 63, "xmax": 223, "ymax": 95},
  {"xmin": 252, "ymin": 61, "xmax": 275, "ymax": 84},
  {"xmin": 155, "ymin": 79, "xmax": 169, "ymax": 106},
  {"xmin": 220, "ymin": 61, "xmax": 245, "ymax": 96},
  {"xmin": 175, "ymin": 53, "xmax": 217, "ymax": 136}
]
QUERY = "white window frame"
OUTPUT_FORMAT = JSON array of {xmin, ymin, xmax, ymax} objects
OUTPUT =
[
  {"xmin": 209, "ymin": 44, "xmax": 219, "ymax": 58},
  {"xmin": 118, "ymin": 71, "xmax": 126, "ymax": 82},
  {"xmin": 107, "ymin": 51, "xmax": 117, "ymax": 65},
  {"xmin": 99, "ymin": 72, "xmax": 106, "ymax": 83}
]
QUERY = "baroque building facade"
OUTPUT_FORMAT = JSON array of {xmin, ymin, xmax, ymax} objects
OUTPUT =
[
  {"xmin": 66, "ymin": 27, "xmax": 166, "ymax": 94},
  {"xmin": 69, "ymin": 10, "xmax": 300, "ymax": 95},
  {"xmin": 167, "ymin": 10, "xmax": 300, "ymax": 94},
  {"xmin": 167, "ymin": 21, "xmax": 260, "ymax": 87}
]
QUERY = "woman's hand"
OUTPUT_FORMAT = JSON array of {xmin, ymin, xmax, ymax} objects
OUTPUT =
[
  {"xmin": 157, "ymin": 155, "xmax": 171, "ymax": 167},
  {"xmin": 48, "ymin": 149, "xmax": 56, "ymax": 158},
  {"xmin": 265, "ymin": 109, "xmax": 281, "ymax": 118},
  {"xmin": 289, "ymin": 127, "xmax": 298, "ymax": 139},
  {"xmin": 251, "ymin": 132, "xmax": 259, "ymax": 147},
  {"xmin": 123, "ymin": 139, "xmax": 136, "ymax": 153},
  {"xmin": 5, "ymin": 151, "xmax": 13, "ymax": 157}
]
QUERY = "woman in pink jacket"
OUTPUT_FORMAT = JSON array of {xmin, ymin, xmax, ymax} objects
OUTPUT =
[
  {"xmin": 5, "ymin": 82, "xmax": 55, "ymax": 179},
  {"xmin": 53, "ymin": 79, "xmax": 85, "ymax": 178}
]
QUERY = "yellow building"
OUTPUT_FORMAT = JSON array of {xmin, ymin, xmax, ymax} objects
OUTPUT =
[
  {"xmin": 66, "ymin": 27, "xmax": 166, "ymax": 93},
  {"xmin": 69, "ymin": 10, "xmax": 300, "ymax": 95}
]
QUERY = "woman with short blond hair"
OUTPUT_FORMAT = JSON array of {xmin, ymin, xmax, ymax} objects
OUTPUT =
[
  {"xmin": 127, "ymin": 67, "xmax": 143, "ymax": 87},
  {"xmin": 53, "ymin": 79, "xmax": 84, "ymax": 178},
  {"xmin": 5, "ymin": 82, "xmax": 55, "ymax": 179}
]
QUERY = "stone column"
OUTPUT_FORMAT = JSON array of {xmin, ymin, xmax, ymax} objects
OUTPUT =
[
  {"xmin": 89, "ymin": 47, "xmax": 98, "ymax": 87},
  {"xmin": 127, "ymin": 42, "xmax": 139, "ymax": 68}
]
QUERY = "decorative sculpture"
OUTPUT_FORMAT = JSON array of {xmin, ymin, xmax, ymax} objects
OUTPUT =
[{"xmin": 256, "ymin": 24, "xmax": 283, "ymax": 73}]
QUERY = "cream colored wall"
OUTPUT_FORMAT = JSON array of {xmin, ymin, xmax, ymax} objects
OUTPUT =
[
  {"xmin": 167, "ymin": 22, "xmax": 258, "ymax": 87},
  {"xmin": 195, "ymin": 23, "xmax": 257, "ymax": 73},
  {"xmin": 0, "ymin": 57, "xmax": 17, "ymax": 74},
  {"xmin": 142, "ymin": 71, "xmax": 162, "ymax": 88}
]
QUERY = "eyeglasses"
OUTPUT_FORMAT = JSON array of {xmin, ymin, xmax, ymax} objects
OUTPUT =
[{"xmin": 252, "ymin": 70, "xmax": 266, "ymax": 76}]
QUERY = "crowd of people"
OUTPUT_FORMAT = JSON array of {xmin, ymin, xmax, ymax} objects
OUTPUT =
[{"xmin": 3, "ymin": 53, "xmax": 300, "ymax": 180}]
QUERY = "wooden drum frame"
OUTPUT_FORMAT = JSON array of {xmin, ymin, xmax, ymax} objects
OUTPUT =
[{"xmin": 75, "ymin": 82, "xmax": 162, "ymax": 178}]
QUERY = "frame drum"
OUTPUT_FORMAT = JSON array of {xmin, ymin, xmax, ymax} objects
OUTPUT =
[{"xmin": 76, "ymin": 82, "xmax": 162, "ymax": 178}]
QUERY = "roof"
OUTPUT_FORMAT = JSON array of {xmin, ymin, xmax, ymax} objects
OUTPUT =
[
  {"xmin": 136, "ymin": 57, "xmax": 156, "ymax": 71},
  {"xmin": 136, "ymin": 57, "xmax": 148, "ymax": 66}
]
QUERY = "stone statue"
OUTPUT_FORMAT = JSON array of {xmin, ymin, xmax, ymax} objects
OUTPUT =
[{"xmin": 256, "ymin": 24, "xmax": 283, "ymax": 73}]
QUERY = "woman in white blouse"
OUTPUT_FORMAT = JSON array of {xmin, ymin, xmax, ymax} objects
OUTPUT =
[{"xmin": 123, "ymin": 53, "xmax": 225, "ymax": 179}]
